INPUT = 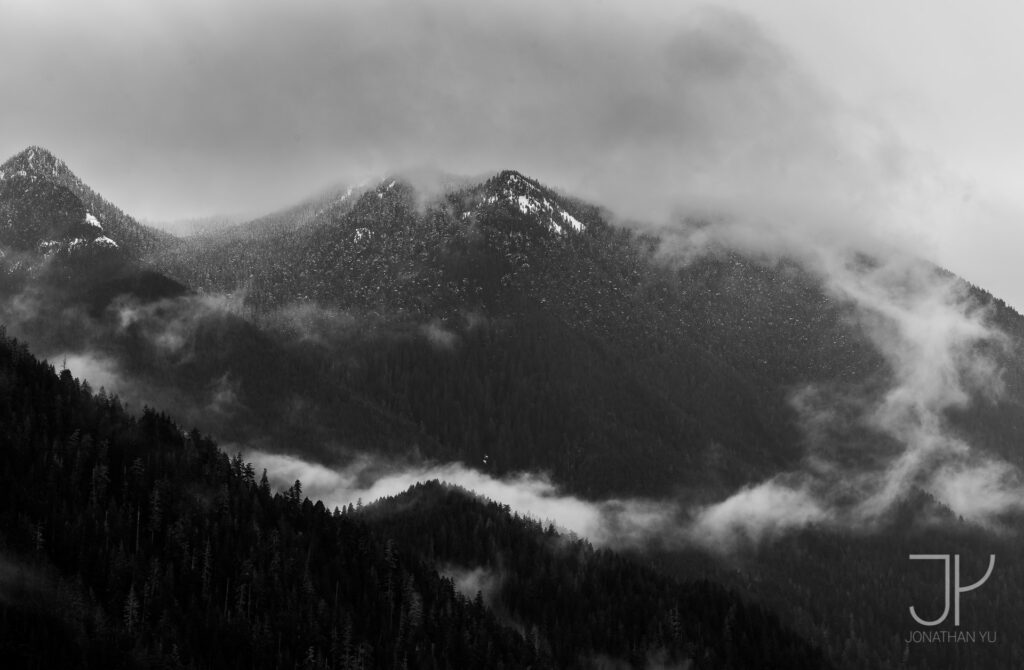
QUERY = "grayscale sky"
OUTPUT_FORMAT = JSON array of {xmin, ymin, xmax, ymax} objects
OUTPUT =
[{"xmin": 1, "ymin": 0, "xmax": 1022, "ymax": 307}]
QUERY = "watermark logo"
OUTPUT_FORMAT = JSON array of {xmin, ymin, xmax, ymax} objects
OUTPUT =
[{"xmin": 908, "ymin": 554, "xmax": 995, "ymax": 627}]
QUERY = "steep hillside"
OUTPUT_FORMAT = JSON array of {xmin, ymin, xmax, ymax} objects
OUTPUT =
[
  {"xmin": 0, "ymin": 147, "xmax": 169, "ymax": 258},
  {"xmin": 0, "ymin": 329, "xmax": 828, "ymax": 669},
  {"xmin": 365, "ymin": 481, "xmax": 831, "ymax": 669},
  {"xmin": 141, "ymin": 172, "xmax": 944, "ymax": 499}
]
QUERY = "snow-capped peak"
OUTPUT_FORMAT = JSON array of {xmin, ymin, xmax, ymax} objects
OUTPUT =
[
  {"xmin": 1, "ymin": 146, "xmax": 67, "ymax": 182},
  {"xmin": 484, "ymin": 171, "xmax": 586, "ymax": 236}
]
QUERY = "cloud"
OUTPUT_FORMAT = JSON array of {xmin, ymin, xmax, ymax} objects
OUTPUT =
[
  {"xmin": 420, "ymin": 320, "xmax": 458, "ymax": 350},
  {"xmin": 207, "ymin": 373, "xmax": 242, "ymax": 417},
  {"xmin": 246, "ymin": 450, "xmax": 821, "ymax": 553},
  {"xmin": 0, "ymin": 277, "xmax": 262, "ymax": 438},
  {"xmin": 0, "ymin": 0, "xmax": 944, "ymax": 248},
  {"xmin": 688, "ymin": 479, "xmax": 829, "ymax": 549},
  {"xmin": 683, "ymin": 238, "xmax": 1024, "ymax": 544},
  {"xmin": 247, "ymin": 451, "xmax": 608, "ymax": 536},
  {"xmin": 52, "ymin": 352, "xmax": 124, "ymax": 394},
  {"xmin": 112, "ymin": 290, "xmax": 247, "ymax": 357},
  {"xmin": 247, "ymin": 451, "xmax": 705, "ymax": 549},
  {"xmin": 262, "ymin": 302, "xmax": 360, "ymax": 344},
  {"xmin": 443, "ymin": 565, "xmax": 503, "ymax": 607}
]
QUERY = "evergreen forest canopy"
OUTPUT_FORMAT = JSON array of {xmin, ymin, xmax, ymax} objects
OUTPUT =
[{"xmin": 0, "ymin": 326, "xmax": 829, "ymax": 669}]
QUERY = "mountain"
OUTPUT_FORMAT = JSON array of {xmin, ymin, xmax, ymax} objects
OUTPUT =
[
  {"xmin": 152, "ymin": 180, "xmax": 362, "ymax": 297},
  {"xmin": 365, "ymin": 481, "xmax": 831, "ymax": 669},
  {"xmin": 5, "ymin": 147, "xmax": 1024, "ymax": 668},
  {"xmin": 0, "ymin": 327, "xmax": 829, "ymax": 668},
  {"xmin": 145, "ymin": 168, "xmax": 1024, "ymax": 501},
  {"xmin": 0, "ymin": 149, "xmax": 440, "ymax": 470},
  {"xmin": 0, "ymin": 147, "xmax": 169, "ymax": 259}
]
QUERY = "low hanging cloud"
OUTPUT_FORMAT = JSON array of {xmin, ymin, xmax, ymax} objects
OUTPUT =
[
  {"xmin": 53, "ymin": 352, "xmax": 124, "ymax": 394},
  {"xmin": 246, "ymin": 450, "xmax": 682, "ymax": 548},
  {"xmin": 443, "ymin": 565, "xmax": 503, "ymax": 607},
  {"xmin": 688, "ymin": 479, "xmax": 829, "ymax": 548},
  {"xmin": 241, "ymin": 450, "xmax": 836, "ymax": 554},
  {"xmin": 682, "ymin": 246, "xmax": 1024, "ymax": 548}
]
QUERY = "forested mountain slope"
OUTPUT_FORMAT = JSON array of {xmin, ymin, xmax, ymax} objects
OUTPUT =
[
  {"xmin": 0, "ymin": 328, "xmax": 828, "ymax": 669},
  {"xmin": 146, "ymin": 169, "xmax": 1024, "ymax": 499},
  {"xmin": 0, "ymin": 147, "xmax": 169, "ymax": 259},
  {"xmin": 365, "ymin": 481, "xmax": 830, "ymax": 669}
]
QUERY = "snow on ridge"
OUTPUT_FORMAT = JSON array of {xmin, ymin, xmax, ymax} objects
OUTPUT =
[
  {"xmin": 559, "ymin": 210, "xmax": 585, "ymax": 233},
  {"xmin": 84, "ymin": 212, "xmax": 103, "ymax": 230},
  {"xmin": 38, "ymin": 235, "xmax": 119, "ymax": 254},
  {"xmin": 485, "ymin": 173, "xmax": 586, "ymax": 236},
  {"xmin": 375, "ymin": 179, "xmax": 400, "ymax": 199}
]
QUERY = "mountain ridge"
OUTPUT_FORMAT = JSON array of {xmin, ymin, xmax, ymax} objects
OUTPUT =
[
  {"xmin": 5, "ymin": 147, "xmax": 1024, "ymax": 668},
  {"xmin": 1, "ymin": 146, "xmax": 171, "ymax": 258}
]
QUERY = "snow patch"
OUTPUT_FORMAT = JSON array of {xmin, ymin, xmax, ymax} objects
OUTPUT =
[
  {"xmin": 559, "ymin": 210, "xmax": 585, "ymax": 233},
  {"xmin": 16, "ymin": 170, "xmax": 27, "ymax": 178},
  {"xmin": 353, "ymin": 227, "xmax": 372, "ymax": 243},
  {"xmin": 483, "ymin": 172, "xmax": 587, "ymax": 236},
  {"xmin": 93, "ymin": 236, "xmax": 118, "ymax": 248},
  {"xmin": 84, "ymin": 212, "xmax": 103, "ymax": 230},
  {"xmin": 515, "ymin": 195, "xmax": 540, "ymax": 215}
]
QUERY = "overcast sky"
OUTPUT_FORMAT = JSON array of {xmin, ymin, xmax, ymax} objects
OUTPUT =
[{"xmin": 2, "ymin": 0, "xmax": 1023, "ymax": 307}]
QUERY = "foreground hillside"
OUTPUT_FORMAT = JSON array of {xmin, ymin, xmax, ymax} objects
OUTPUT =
[{"xmin": 0, "ymin": 328, "xmax": 828, "ymax": 669}]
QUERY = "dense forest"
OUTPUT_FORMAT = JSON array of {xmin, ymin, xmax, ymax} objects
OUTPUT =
[{"xmin": 0, "ymin": 327, "xmax": 830, "ymax": 668}]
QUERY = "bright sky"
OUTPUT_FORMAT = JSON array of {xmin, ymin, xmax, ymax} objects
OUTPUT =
[
  {"xmin": 1, "ymin": 0, "xmax": 1022, "ymax": 306},
  {"xmin": 725, "ymin": 1, "xmax": 1024, "ymax": 304}
]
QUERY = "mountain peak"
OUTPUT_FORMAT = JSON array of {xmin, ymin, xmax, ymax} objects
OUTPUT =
[
  {"xmin": 1, "ymin": 145, "xmax": 68, "ymax": 181},
  {"xmin": 482, "ymin": 169, "xmax": 586, "ymax": 235},
  {"xmin": 0, "ymin": 146, "xmax": 167, "ymax": 257},
  {"xmin": 490, "ymin": 169, "xmax": 538, "ymax": 193}
]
